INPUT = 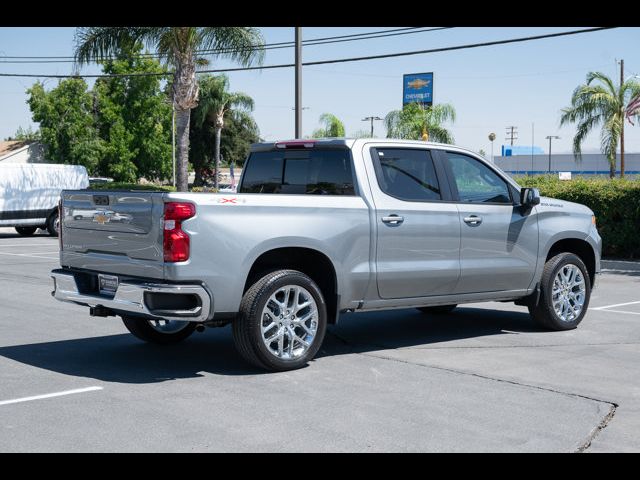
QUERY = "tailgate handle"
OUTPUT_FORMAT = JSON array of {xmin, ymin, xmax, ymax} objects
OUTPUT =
[{"xmin": 93, "ymin": 195, "xmax": 110, "ymax": 206}]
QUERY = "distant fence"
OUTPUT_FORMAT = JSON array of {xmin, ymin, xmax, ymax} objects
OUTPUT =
[{"xmin": 494, "ymin": 153, "xmax": 640, "ymax": 176}]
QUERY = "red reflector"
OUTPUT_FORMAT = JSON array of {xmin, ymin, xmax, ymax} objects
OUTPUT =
[
  {"xmin": 275, "ymin": 140, "xmax": 316, "ymax": 149},
  {"xmin": 164, "ymin": 229, "xmax": 190, "ymax": 262},
  {"xmin": 163, "ymin": 202, "xmax": 195, "ymax": 262}
]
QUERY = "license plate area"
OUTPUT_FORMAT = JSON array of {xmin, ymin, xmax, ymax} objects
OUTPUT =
[{"xmin": 98, "ymin": 274, "xmax": 119, "ymax": 296}]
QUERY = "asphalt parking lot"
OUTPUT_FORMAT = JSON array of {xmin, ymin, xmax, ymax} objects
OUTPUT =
[{"xmin": 0, "ymin": 226, "xmax": 638, "ymax": 452}]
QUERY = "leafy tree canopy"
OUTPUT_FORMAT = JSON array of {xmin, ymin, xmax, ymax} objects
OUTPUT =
[{"xmin": 27, "ymin": 43, "xmax": 172, "ymax": 182}]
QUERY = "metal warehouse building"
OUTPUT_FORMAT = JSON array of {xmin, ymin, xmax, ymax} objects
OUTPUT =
[{"xmin": 494, "ymin": 153, "xmax": 640, "ymax": 176}]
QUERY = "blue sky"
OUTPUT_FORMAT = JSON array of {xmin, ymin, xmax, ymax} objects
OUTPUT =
[{"xmin": 1, "ymin": 27, "xmax": 639, "ymax": 155}]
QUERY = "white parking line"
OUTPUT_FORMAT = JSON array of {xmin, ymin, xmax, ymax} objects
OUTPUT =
[
  {"xmin": 0, "ymin": 244, "xmax": 59, "ymax": 248},
  {"xmin": 591, "ymin": 300, "xmax": 640, "ymax": 311},
  {"xmin": 0, "ymin": 252, "xmax": 59, "ymax": 259},
  {"xmin": 595, "ymin": 309, "xmax": 640, "ymax": 316},
  {"xmin": 0, "ymin": 386, "xmax": 103, "ymax": 407}
]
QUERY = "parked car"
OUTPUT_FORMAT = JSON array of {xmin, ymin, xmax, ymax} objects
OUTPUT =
[
  {"xmin": 0, "ymin": 163, "xmax": 89, "ymax": 236},
  {"xmin": 51, "ymin": 139, "xmax": 601, "ymax": 371}
]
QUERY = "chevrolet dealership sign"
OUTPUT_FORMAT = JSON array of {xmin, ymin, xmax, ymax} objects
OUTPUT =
[{"xmin": 403, "ymin": 72, "xmax": 433, "ymax": 107}]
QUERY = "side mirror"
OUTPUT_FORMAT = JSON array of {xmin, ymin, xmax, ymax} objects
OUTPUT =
[{"xmin": 520, "ymin": 187, "xmax": 540, "ymax": 207}]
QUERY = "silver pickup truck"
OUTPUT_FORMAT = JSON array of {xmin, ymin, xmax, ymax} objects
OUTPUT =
[{"xmin": 51, "ymin": 138, "xmax": 601, "ymax": 371}]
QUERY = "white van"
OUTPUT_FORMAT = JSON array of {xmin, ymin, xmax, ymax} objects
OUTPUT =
[{"xmin": 0, "ymin": 164, "xmax": 89, "ymax": 236}]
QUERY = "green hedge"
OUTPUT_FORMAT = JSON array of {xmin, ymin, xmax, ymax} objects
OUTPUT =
[
  {"xmin": 516, "ymin": 175, "xmax": 640, "ymax": 258},
  {"xmin": 87, "ymin": 182, "xmax": 220, "ymax": 193},
  {"xmin": 88, "ymin": 182, "xmax": 175, "ymax": 192}
]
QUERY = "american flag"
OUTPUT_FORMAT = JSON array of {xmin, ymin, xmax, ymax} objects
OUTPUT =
[{"xmin": 626, "ymin": 93, "xmax": 640, "ymax": 125}]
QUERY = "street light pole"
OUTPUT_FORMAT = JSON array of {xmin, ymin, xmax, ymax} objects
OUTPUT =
[
  {"xmin": 546, "ymin": 135, "xmax": 560, "ymax": 173},
  {"xmin": 362, "ymin": 116, "xmax": 382, "ymax": 137},
  {"xmin": 488, "ymin": 132, "xmax": 496, "ymax": 163}
]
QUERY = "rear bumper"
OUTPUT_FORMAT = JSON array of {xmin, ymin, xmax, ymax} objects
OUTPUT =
[{"xmin": 51, "ymin": 269, "xmax": 212, "ymax": 322}]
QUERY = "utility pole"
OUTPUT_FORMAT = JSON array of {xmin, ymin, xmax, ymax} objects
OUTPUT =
[
  {"xmin": 505, "ymin": 126, "xmax": 518, "ymax": 146},
  {"xmin": 620, "ymin": 59, "xmax": 625, "ymax": 177},
  {"xmin": 546, "ymin": 135, "xmax": 560, "ymax": 173},
  {"xmin": 295, "ymin": 27, "xmax": 302, "ymax": 139},
  {"xmin": 362, "ymin": 116, "xmax": 382, "ymax": 137}
]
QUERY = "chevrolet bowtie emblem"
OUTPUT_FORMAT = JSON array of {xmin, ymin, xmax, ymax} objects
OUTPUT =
[{"xmin": 93, "ymin": 212, "xmax": 111, "ymax": 225}]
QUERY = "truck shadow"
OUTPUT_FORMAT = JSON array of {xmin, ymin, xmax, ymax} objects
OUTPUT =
[
  {"xmin": 0, "ymin": 231, "xmax": 53, "ymax": 239},
  {"xmin": 0, "ymin": 307, "xmax": 536, "ymax": 382}
]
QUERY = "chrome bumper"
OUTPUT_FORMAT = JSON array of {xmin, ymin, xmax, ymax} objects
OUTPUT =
[{"xmin": 51, "ymin": 270, "xmax": 211, "ymax": 322}]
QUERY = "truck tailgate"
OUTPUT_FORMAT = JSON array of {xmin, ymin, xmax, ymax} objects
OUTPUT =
[{"xmin": 60, "ymin": 190, "xmax": 166, "ymax": 278}]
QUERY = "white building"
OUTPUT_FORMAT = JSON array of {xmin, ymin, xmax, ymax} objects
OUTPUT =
[{"xmin": 0, "ymin": 141, "xmax": 45, "ymax": 164}]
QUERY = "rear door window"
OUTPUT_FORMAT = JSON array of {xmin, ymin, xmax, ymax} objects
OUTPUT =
[
  {"xmin": 372, "ymin": 148, "xmax": 442, "ymax": 201},
  {"xmin": 240, "ymin": 149, "xmax": 355, "ymax": 195}
]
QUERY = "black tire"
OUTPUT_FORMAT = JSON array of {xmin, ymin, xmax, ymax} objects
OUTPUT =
[
  {"xmin": 417, "ymin": 304, "xmax": 457, "ymax": 314},
  {"xmin": 121, "ymin": 316, "xmax": 197, "ymax": 345},
  {"xmin": 15, "ymin": 226, "xmax": 37, "ymax": 236},
  {"xmin": 528, "ymin": 253, "xmax": 591, "ymax": 331},
  {"xmin": 46, "ymin": 210, "xmax": 60, "ymax": 237},
  {"xmin": 232, "ymin": 269, "xmax": 327, "ymax": 372}
]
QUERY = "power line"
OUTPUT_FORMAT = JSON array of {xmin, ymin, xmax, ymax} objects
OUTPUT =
[
  {"xmin": 0, "ymin": 27, "xmax": 450, "ymax": 63},
  {"xmin": 0, "ymin": 27, "xmax": 615, "ymax": 79}
]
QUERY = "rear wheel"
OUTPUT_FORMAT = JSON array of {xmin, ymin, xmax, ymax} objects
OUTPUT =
[
  {"xmin": 121, "ymin": 316, "xmax": 197, "ymax": 345},
  {"xmin": 15, "ymin": 226, "xmax": 37, "ymax": 236},
  {"xmin": 528, "ymin": 253, "xmax": 591, "ymax": 330},
  {"xmin": 417, "ymin": 304, "xmax": 457, "ymax": 314},
  {"xmin": 46, "ymin": 210, "xmax": 60, "ymax": 237},
  {"xmin": 232, "ymin": 269, "xmax": 327, "ymax": 372}
]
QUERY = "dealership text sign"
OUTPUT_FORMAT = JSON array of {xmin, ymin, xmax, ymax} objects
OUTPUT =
[{"xmin": 403, "ymin": 72, "xmax": 433, "ymax": 107}]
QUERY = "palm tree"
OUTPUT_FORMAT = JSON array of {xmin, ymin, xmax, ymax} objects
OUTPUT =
[
  {"xmin": 312, "ymin": 113, "xmax": 345, "ymax": 138},
  {"xmin": 385, "ymin": 102, "xmax": 456, "ymax": 143},
  {"xmin": 74, "ymin": 27, "xmax": 264, "ymax": 191},
  {"xmin": 560, "ymin": 71, "xmax": 640, "ymax": 178},
  {"xmin": 193, "ymin": 74, "xmax": 254, "ymax": 189}
]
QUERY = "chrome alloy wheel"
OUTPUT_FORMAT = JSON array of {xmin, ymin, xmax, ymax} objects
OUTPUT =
[
  {"xmin": 260, "ymin": 285, "xmax": 319, "ymax": 360},
  {"xmin": 552, "ymin": 264, "xmax": 586, "ymax": 322},
  {"xmin": 147, "ymin": 319, "xmax": 192, "ymax": 334}
]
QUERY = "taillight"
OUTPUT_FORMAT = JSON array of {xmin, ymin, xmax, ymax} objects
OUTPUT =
[
  {"xmin": 275, "ymin": 140, "xmax": 316, "ymax": 149},
  {"xmin": 163, "ymin": 202, "xmax": 195, "ymax": 262}
]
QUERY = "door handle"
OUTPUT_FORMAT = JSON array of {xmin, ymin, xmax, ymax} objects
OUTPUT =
[
  {"xmin": 382, "ymin": 215, "xmax": 404, "ymax": 225},
  {"xmin": 463, "ymin": 215, "xmax": 483, "ymax": 225}
]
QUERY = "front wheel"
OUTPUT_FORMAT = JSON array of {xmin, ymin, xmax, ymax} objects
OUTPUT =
[
  {"xmin": 121, "ymin": 316, "xmax": 197, "ymax": 345},
  {"xmin": 232, "ymin": 269, "xmax": 327, "ymax": 372},
  {"xmin": 529, "ymin": 253, "xmax": 591, "ymax": 330},
  {"xmin": 46, "ymin": 210, "xmax": 60, "ymax": 237},
  {"xmin": 15, "ymin": 226, "xmax": 37, "ymax": 236}
]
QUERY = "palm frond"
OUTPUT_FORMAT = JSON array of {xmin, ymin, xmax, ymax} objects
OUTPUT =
[
  {"xmin": 198, "ymin": 27, "xmax": 265, "ymax": 67},
  {"xmin": 586, "ymin": 71, "xmax": 617, "ymax": 95}
]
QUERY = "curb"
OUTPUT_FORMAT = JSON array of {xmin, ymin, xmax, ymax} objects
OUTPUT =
[{"xmin": 601, "ymin": 259, "xmax": 640, "ymax": 272}]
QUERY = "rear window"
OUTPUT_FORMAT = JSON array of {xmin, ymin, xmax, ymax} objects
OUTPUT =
[{"xmin": 239, "ymin": 149, "xmax": 355, "ymax": 195}]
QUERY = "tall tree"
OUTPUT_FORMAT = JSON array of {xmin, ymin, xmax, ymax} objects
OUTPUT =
[
  {"xmin": 27, "ymin": 78, "xmax": 105, "ymax": 175},
  {"xmin": 93, "ymin": 44, "xmax": 173, "ymax": 182},
  {"xmin": 74, "ymin": 27, "xmax": 264, "ymax": 190},
  {"xmin": 312, "ymin": 113, "xmax": 345, "ymax": 138},
  {"xmin": 189, "ymin": 108, "xmax": 259, "ymax": 186},
  {"xmin": 385, "ymin": 102, "xmax": 456, "ymax": 143},
  {"xmin": 192, "ymin": 74, "xmax": 254, "ymax": 188},
  {"xmin": 560, "ymin": 71, "xmax": 640, "ymax": 178}
]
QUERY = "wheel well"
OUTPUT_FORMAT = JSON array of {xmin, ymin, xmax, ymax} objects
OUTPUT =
[
  {"xmin": 244, "ymin": 247, "xmax": 339, "ymax": 323},
  {"xmin": 546, "ymin": 238, "xmax": 596, "ymax": 285}
]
